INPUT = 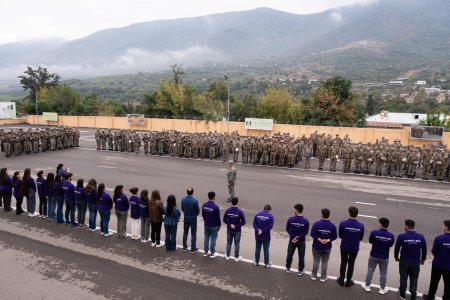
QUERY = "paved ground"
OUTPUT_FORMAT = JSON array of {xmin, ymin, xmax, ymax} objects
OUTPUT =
[{"xmin": 0, "ymin": 125, "xmax": 449, "ymax": 299}]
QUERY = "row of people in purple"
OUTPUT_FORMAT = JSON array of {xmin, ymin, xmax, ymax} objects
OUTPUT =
[{"xmin": 0, "ymin": 166, "xmax": 448, "ymax": 300}]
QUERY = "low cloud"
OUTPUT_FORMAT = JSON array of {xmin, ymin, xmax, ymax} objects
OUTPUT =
[
  {"xmin": 330, "ymin": 11, "xmax": 344, "ymax": 22},
  {"xmin": 0, "ymin": 45, "xmax": 226, "ymax": 81}
]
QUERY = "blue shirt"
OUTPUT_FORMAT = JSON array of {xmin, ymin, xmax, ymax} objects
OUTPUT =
[
  {"xmin": 431, "ymin": 232, "xmax": 450, "ymax": 271},
  {"xmin": 0, "ymin": 176, "xmax": 12, "ymax": 193},
  {"xmin": 114, "ymin": 194, "xmax": 129, "ymax": 212},
  {"xmin": 86, "ymin": 188, "xmax": 97, "ymax": 206},
  {"xmin": 139, "ymin": 200, "xmax": 149, "ymax": 218},
  {"xmin": 369, "ymin": 229, "xmax": 395, "ymax": 259},
  {"xmin": 394, "ymin": 231, "xmax": 427, "ymax": 264},
  {"xmin": 74, "ymin": 187, "xmax": 86, "ymax": 204},
  {"xmin": 163, "ymin": 204, "xmax": 181, "ymax": 225},
  {"xmin": 253, "ymin": 210, "xmax": 274, "ymax": 241},
  {"xmin": 202, "ymin": 201, "xmax": 221, "ymax": 228},
  {"xmin": 36, "ymin": 177, "xmax": 46, "ymax": 197},
  {"xmin": 286, "ymin": 215, "xmax": 310, "ymax": 242},
  {"xmin": 13, "ymin": 178, "xmax": 22, "ymax": 198},
  {"xmin": 339, "ymin": 219, "xmax": 365, "ymax": 253},
  {"xmin": 129, "ymin": 195, "xmax": 140, "ymax": 219},
  {"xmin": 311, "ymin": 219, "xmax": 337, "ymax": 251},
  {"xmin": 52, "ymin": 182, "xmax": 64, "ymax": 197},
  {"xmin": 223, "ymin": 207, "xmax": 246, "ymax": 233},
  {"xmin": 181, "ymin": 195, "xmax": 200, "ymax": 217},
  {"xmin": 62, "ymin": 181, "xmax": 75, "ymax": 201},
  {"xmin": 97, "ymin": 192, "xmax": 113, "ymax": 212}
]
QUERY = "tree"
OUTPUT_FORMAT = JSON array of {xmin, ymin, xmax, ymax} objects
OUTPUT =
[
  {"xmin": 258, "ymin": 87, "xmax": 303, "ymax": 124},
  {"xmin": 366, "ymin": 95, "xmax": 376, "ymax": 115},
  {"xmin": 169, "ymin": 64, "xmax": 185, "ymax": 85},
  {"xmin": 419, "ymin": 111, "xmax": 450, "ymax": 131},
  {"xmin": 18, "ymin": 66, "xmax": 60, "ymax": 101}
]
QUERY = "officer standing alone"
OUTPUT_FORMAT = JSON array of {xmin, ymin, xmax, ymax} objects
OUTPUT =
[{"xmin": 226, "ymin": 161, "xmax": 237, "ymax": 202}]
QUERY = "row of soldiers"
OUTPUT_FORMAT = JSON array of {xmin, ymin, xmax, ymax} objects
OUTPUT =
[
  {"xmin": 1, "ymin": 127, "xmax": 80, "ymax": 157},
  {"xmin": 94, "ymin": 129, "xmax": 449, "ymax": 181}
]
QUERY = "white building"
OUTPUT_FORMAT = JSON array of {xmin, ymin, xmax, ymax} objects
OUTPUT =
[
  {"xmin": 416, "ymin": 80, "xmax": 426, "ymax": 86},
  {"xmin": 367, "ymin": 111, "xmax": 426, "ymax": 128},
  {"xmin": 425, "ymin": 86, "xmax": 441, "ymax": 95},
  {"xmin": 389, "ymin": 81, "xmax": 403, "ymax": 87}
]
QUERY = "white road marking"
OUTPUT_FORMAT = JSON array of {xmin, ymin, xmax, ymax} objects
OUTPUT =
[
  {"xmin": 101, "ymin": 162, "xmax": 119, "ymax": 165},
  {"xmin": 97, "ymin": 165, "xmax": 117, "ymax": 169},
  {"xmin": 386, "ymin": 197, "xmax": 450, "ymax": 208},
  {"xmin": 359, "ymin": 214, "xmax": 377, "ymax": 219},
  {"xmin": 355, "ymin": 201, "xmax": 376, "ymax": 206}
]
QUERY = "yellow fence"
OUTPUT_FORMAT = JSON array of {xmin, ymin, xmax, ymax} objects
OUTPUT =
[{"xmin": 25, "ymin": 115, "xmax": 450, "ymax": 147}]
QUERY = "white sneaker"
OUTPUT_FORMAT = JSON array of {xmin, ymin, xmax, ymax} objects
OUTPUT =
[
  {"xmin": 210, "ymin": 253, "xmax": 219, "ymax": 259},
  {"xmin": 28, "ymin": 213, "xmax": 34, "ymax": 217},
  {"xmin": 298, "ymin": 271, "xmax": 305, "ymax": 276},
  {"xmin": 235, "ymin": 256, "xmax": 242, "ymax": 262},
  {"xmin": 311, "ymin": 274, "xmax": 317, "ymax": 281},
  {"xmin": 92, "ymin": 228, "xmax": 99, "ymax": 232},
  {"xmin": 104, "ymin": 232, "xmax": 113, "ymax": 237},
  {"xmin": 378, "ymin": 288, "xmax": 388, "ymax": 295},
  {"xmin": 254, "ymin": 261, "xmax": 259, "ymax": 266},
  {"xmin": 33, "ymin": 212, "xmax": 40, "ymax": 217},
  {"xmin": 101, "ymin": 233, "xmax": 105, "ymax": 236},
  {"xmin": 143, "ymin": 239, "xmax": 149, "ymax": 243},
  {"xmin": 156, "ymin": 243, "xmax": 164, "ymax": 248},
  {"xmin": 203, "ymin": 253, "xmax": 209, "ymax": 257},
  {"xmin": 361, "ymin": 283, "xmax": 371, "ymax": 292},
  {"xmin": 286, "ymin": 268, "xmax": 291, "ymax": 274},
  {"xmin": 320, "ymin": 276, "xmax": 329, "ymax": 283},
  {"xmin": 225, "ymin": 256, "xmax": 230, "ymax": 261},
  {"xmin": 151, "ymin": 243, "xmax": 156, "ymax": 247}
]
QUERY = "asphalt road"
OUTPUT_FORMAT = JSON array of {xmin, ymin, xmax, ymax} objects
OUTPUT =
[{"xmin": 0, "ymin": 125, "xmax": 449, "ymax": 299}]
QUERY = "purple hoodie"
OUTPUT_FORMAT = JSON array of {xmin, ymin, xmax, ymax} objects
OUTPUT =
[
  {"xmin": 253, "ymin": 210, "xmax": 274, "ymax": 241},
  {"xmin": 311, "ymin": 219, "xmax": 337, "ymax": 251},
  {"xmin": 202, "ymin": 201, "xmax": 221, "ymax": 227},
  {"xmin": 223, "ymin": 207, "xmax": 246, "ymax": 233}
]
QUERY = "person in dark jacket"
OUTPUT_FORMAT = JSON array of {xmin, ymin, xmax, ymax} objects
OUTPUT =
[
  {"xmin": 285, "ymin": 203, "xmax": 309, "ymax": 275},
  {"xmin": 149, "ymin": 190, "xmax": 164, "ymax": 247},
  {"xmin": 253, "ymin": 204, "xmax": 274, "ymax": 268},
  {"xmin": 202, "ymin": 191, "xmax": 221, "ymax": 258},
  {"xmin": 140, "ymin": 190, "xmax": 150, "ymax": 242},
  {"xmin": 423, "ymin": 220, "xmax": 450, "ymax": 300},
  {"xmin": 63, "ymin": 173, "xmax": 76, "ymax": 226},
  {"xmin": 12, "ymin": 171, "xmax": 24, "ymax": 215},
  {"xmin": 361, "ymin": 217, "xmax": 395, "ymax": 295},
  {"xmin": 22, "ymin": 168, "xmax": 37, "ymax": 217},
  {"xmin": 337, "ymin": 206, "xmax": 365, "ymax": 287},
  {"xmin": 36, "ymin": 170, "xmax": 47, "ymax": 217},
  {"xmin": 129, "ymin": 187, "xmax": 140, "ymax": 240},
  {"xmin": 85, "ymin": 179, "xmax": 98, "ymax": 231},
  {"xmin": 97, "ymin": 183, "xmax": 113, "ymax": 236},
  {"xmin": 45, "ymin": 173, "xmax": 54, "ymax": 221},
  {"xmin": 75, "ymin": 179, "xmax": 87, "ymax": 227},
  {"xmin": 223, "ymin": 197, "xmax": 246, "ymax": 261},
  {"xmin": 52, "ymin": 174, "xmax": 65, "ymax": 223},
  {"xmin": 163, "ymin": 194, "xmax": 181, "ymax": 251},
  {"xmin": 113, "ymin": 185, "xmax": 129, "ymax": 238},
  {"xmin": 181, "ymin": 187, "xmax": 200, "ymax": 252},
  {"xmin": 0, "ymin": 168, "xmax": 13, "ymax": 212},
  {"xmin": 394, "ymin": 219, "xmax": 427, "ymax": 300}
]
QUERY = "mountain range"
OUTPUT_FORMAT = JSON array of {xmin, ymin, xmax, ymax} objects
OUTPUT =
[{"xmin": 0, "ymin": 0, "xmax": 449, "ymax": 82}]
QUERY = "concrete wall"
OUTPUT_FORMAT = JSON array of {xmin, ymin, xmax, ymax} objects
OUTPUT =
[
  {"xmin": 25, "ymin": 115, "xmax": 450, "ymax": 147},
  {"xmin": 0, "ymin": 118, "xmax": 26, "ymax": 126}
]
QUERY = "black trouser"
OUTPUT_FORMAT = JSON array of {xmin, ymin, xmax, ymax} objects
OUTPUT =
[
  {"xmin": 0, "ymin": 191, "xmax": 12, "ymax": 210},
  {"xmin": 339, "ymin": 249, "xmax": 358, "ymax": 282},
  {"xmin": 150, "ymin": 221, "xmax": 162, "ymax": 244},
  {"xmin": 15, "ymin": 196, "xmax": 24, "ymax": 214},
  {"xmin": 39, "ymin": 195, "xmax": 48, "ymax": 216},
  {"xmin": 426, "ymin": 264, "xmax": 450, "ymax": 300}
]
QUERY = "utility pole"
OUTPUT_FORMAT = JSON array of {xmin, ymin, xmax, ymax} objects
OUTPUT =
[{"xmin": 224, "ymin": 75, "xmax": 230, "ymax": 133}]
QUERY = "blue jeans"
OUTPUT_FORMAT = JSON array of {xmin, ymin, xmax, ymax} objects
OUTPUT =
[
  {"xmin": 99, "ymin": 210, "xmax": 111, "ymax": 234},
  {"xmin": 399, "ymin": 261, "xmax": 420, "ymax": 299},
  {"xmin": 77, "ymin": 202, "xmax": 87, "ymax": 225},
  {"xmin": 183, "ymin": 216, "xmax": 197, "ymax": 250},
  {"xmin": 226, "ymin": 231, "xmax": 241, "ymax": 258},
  {"xmin": 365, "ymin": 256, "xmax": 389, "ymax": 289},
  {"xmin": 286, "ymin": 240, "xmax": 306, "ymax": 271},
  {"xmin": 164, "ymin": 224, "xmax": 178, "ymax": 251},
  {"xmin": 55, "ymin": 196, "xmax": 64, "ymax": 223},
  {"xmin": 88, "ymin": 204, "xmax": 97, "ymax": 229},
  {"xmin": 26, "ymin": 190, "xmax": 36, "ymax": 214},
  {"xmin": 255, "ymin": 240, "xmax": 270, "ymax": 265},
  {"xmin": 204, "ymin": 226, "xmax": 219, "ymax": 254},
  {"xmin": 47, "ymin": 197, "xmax": 52, "ymax": 219},
  {"xmin": 64, "ymin": 199, "xmax": 76, "ymax": 224}
]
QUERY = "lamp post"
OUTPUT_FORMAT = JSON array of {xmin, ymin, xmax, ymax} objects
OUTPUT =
[
  {"xmin": 30, "ymin": 83, "xmax": 39, "ymax": 116},
  {"xmin": 224, "ymin": 75, "xmax": 230, "ymax": 133}
]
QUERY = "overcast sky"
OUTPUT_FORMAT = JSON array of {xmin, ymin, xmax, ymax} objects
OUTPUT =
[{"xmin": 0, "ymin": 0, "xmax": 377, "ymax": 45}]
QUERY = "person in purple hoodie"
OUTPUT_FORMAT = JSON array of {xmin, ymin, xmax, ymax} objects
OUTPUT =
[
  {"xmin": 361, "ymin": 217, "xmax": 395, "ymax": 295},
  {"xmin": 12, "ymin": 171, "xmax": 24, "ymax": 215},
  {"xmin": 75, "ymin": 179, "xmax": 87, "ymax": 227},
  {"xmin": 85, "ymin": 179, "xmax": 98, "ymax": 231},
  {"xmin": 337, "ymin": 206, "xmax": 365, "ymax": 287},
  {"xmin": 36, "ymin": 170, "xmax": 47, "ymax": 218},
  {"xmin": 113, "ymin": 185, "xmax": 129, "ymax": 239},
  {"xmin": 22, "ymin": 168, "xmax": 37, "ymax": 217},
  {"xmin": 394, "ymin": 219, "xmax": 427, "ymax": 300},
  {"xmin": 97, "ymin": 183, "xmax": 113, "ymax": 237},
  {"xmin": 202, "ymin": 191, "xmax": 221, "ymax": 258},
  {"xmin": 44, "ymin": 173, "xmax": 54, "ymax": 221},
  {"xmin": 62, "ymin": 173, "xmax": 76, "ymax": 227},
  {"xmin": 0, "ymin": 168, "xmax": 14, "ymax": 212},
  {"xmin": 52, "ymin": 174, "xmax": 65, "ymax": 223},
  {"xmin": 223, "ymin": 197, "xmax": 246, "ymax": 261},
  {"xmin": 285, "ymin": 203, "xmax": 310, "ymax": 275},
  {"xmin": 423, "ymin": 219, "xmax": 450, "ymax": 300},
  {"xmin": 129, "ymin": 187, "xmax": 140, "ymax": 240},
  {"xmin": 253, "ymin": 204, "xmax": 274, "ymax": 268},
  {"xmin": 310, "ymin": 208, "xmax": 337, "ymax": 282}
]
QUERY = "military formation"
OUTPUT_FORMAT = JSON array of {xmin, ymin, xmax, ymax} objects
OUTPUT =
[
  {"xmin": 94, "ymin": 128, "xmax": 450, "ymax": 182},
  {"xmin": 1, "ymin": 127, "xmax": 80, "ymax": 157}
]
